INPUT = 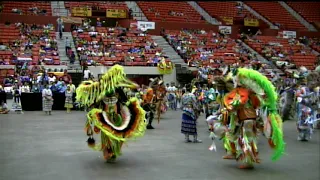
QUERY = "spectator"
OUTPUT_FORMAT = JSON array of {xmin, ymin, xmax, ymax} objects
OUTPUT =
[
  {"xmin": 57, "ymin": 17, "xmax": 64, "ymax": 37},
  {"xmin": 65, "ymin": 37, "xmax": 71, "ymax": 55},
  {"xmin": 70, "ymin": 51, "xmax": 76, "ymax": 64},
  {"xmin": 129, "ymin": 8, "xmax": 133, "ymax": 19},
  {"xmin": 83, "ymin": 67, "xmax": 91, "ymax": 80},
  {"xmin": 31, "ymin": 82, "xmax": 41, "ymax": 93},
  {"xmin": 0, "ymin": 100, "xmax": 9, "ymax": 114},
  {"xmin": 20, "ymin": 82, "xmax": 30, "ymax": 93}
]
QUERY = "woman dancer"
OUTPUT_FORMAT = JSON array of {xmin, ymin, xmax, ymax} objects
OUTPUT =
[
  {"xmin": 181, "ymin": 84, "xmax": 202, "ymax": 143},
  {"xmin": 64, "ymin": 85, "xmax": 73, "ymax": 113},
  {"xmin": 42, "ymin": 84, "xmax": 53, "ymax": 115}
]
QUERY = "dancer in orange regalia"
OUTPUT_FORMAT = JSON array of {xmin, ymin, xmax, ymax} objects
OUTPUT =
[{"xmin": 208, "ymin": 68, "xmax": 285, "ymax": 169}]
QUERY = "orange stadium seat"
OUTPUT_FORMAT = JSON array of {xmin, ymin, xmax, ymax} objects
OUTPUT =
[
  {"xmin": 1, "ymin": 1, "xmax": 52, "ymax": 16},
  {"xmin": 245, "ymin": 2, "xmax": 307, "ymax": 31},
  {"xmin": 137, "ymin": 2, "xmax": 206, "ymax": 23},
  {"xmin": 286, "ymin": 2, "xmax": 320, "ymax": 24}
]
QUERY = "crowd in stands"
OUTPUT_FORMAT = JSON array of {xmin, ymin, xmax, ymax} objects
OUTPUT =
[
  {"xmin": 137, "ymin": 2, "xmax": 206, "ymax": 23},
  {"xmin": 164, "ymin": 29, "xmax": 259, "ymax": 69},
  {"xmin": 1, "ymin": 68, "xmax": 73, "ymax": 94},
  {"xmin": 1, "ymin": 1, "xmax": 51, "ymax": 16},
  {"xmin": 0, "ymin": 22, "xmax": 60, "ymax": 66},
  {"xmin": 244, "ymin": 34, "xmax": 319, "ymax": 70},
  {"xmin": 70, "ymin": 19, "xmax": 170, "ymax": 67},
  {"xmin": 310, "ymin": 38, "xmax": 320, "ymax": 53}
]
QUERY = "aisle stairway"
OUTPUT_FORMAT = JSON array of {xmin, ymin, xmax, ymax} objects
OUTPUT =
[
  {"xmin": 151, "ymin": 36, "xmax": 191, "ymax": 74},
  {"xmin": 239, "ymin": 1, "xmax": 278, "ymax": 29},
  {"xmin": 187, "ymin": 1, "xmax": 220, "ymax": 25},
  {"xmin": 125, "ymin": 1, "xmax": 148, "ymax": 21},
  {"xmin": 51, "ymin": 1, "xmax": 69, "ymax": 16},
  {"xmin": 241, "ymin": 41, "xmax": 283, "ymax": 74},
  {"xmin": 278, "ymin": 1, "xmax": 317, "ymax": 32},
  {"xmin": 56, "ymin": 32, "xmax": 81, "ymax": 70}
]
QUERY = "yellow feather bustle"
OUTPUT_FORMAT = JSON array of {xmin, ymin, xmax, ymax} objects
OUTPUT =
[{"xmin": 76, "ymin": 65, "xmax": 138, "ymax": 106}]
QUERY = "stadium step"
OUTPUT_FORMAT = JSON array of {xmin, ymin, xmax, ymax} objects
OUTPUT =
[
  {"xmin": 51, "ymin": 1, "xmax": 69, "ymax": 17},
  {"xmin": 278, "ymin": 2, "xmax": 317, "ymax": 32},
  {"xmin": 187, "ymin": 1, "xmax": 220, "ymax": 25},
  {"xmin": 125, "ymin": 1, "xmax": 148, "ymax": 21},
  {"xmin": 240, "ymin": 1, "xmax": 279, "ymax": 29},
  {"xmin": 151, "ymin": 36, "xmax": 189, "ymax": 72},
  {"xmin": 240, "ymin": 40, "xmax": 282, "ymax": 74},
  {"xmin": 55, "ymin": 32, "xmax": 81, "ymax": 70}
]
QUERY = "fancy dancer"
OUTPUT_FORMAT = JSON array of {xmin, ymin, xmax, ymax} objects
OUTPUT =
[
  {"xmin": 142, "ymin": 87, "xmax": 156, "ymax": 129},
  {"xmin": 209, "ymin": 68, "xmax": 285, "ymax": 169},
  {"xmin": 76, "ymin": 65, "xmax": 147, "ymax": 163}
]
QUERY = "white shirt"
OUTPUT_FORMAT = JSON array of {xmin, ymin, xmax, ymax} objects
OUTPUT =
[
  {"xmin": 20, "ymin": 86, "xmax": 30, "ymax": 93},
  {"xmin": 48, "ymin": 76, "xmax": 56, "ymax": 83},
  {"xmin": 84, "ymin": 69, "xmax": 91, "ymax": 79},
  {"xmin": 37, "ymin": 75, "xmax": 42, "ymax": 84},
  {"xmin": 167, "ymin": 86, "xmax": 177, "ymax": 93},
  {"xmin": 42, "ymin": 88, "xmax": 52, "ymax": 97},
  {"xmin": 57, "ymin": 18, "xmax": 63, "ymax": 25}
]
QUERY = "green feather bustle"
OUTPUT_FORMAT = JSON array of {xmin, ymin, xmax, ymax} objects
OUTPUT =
[{"xmin": 236, "ymin": 68, "xmax": 285, "ymax": 161}]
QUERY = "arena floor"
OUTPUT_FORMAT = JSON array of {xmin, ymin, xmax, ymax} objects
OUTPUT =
[{"xmin": 0, "ymin": 101, "xmax": 319, "ymax": 180}]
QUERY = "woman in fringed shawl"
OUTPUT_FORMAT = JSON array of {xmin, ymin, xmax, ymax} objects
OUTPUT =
[
  {"xmin": 42, "ymin": 84, "xmax": 53, "ymax": 115},
  {"xmin": 181, "ymin": 84, "xmax": 202, "ymax": 143},
  {"xmin": 76, "ymin": 65, "xmax": 147, "ymax": 163},
  {"xmin": 209, "ymin": 68, "xmax": 285, "ymax": 169},
  {"xmin": 64, "ymin": 85, "xmax": 73, "ymax": 113}
]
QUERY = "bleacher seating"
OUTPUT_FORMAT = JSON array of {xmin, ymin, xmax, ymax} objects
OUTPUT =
[
  {"xmin": 245, "ymin": 36, "xmax": 317, "ymax": 70},
  {"xmin": 245, "ymin": 2, "xmax": 307, "ymax": 31},
  {"xmin": 64, "ymin": 1, "xmax": 128, "ymax": 10},
  {"xmin": 197, "ymin": 2, "xmax": 252, "ymax": 21},
  {"xmin": 72, "ymin": 25, "xmax": 168, "ymax": 66},
  {"xmin": 164, "ymin": 29, "xmax": 252, "ymax": 68},
  {"xmin": 0, "ymin": 23, "xmax": 60, "ymax": 66},
  {"xmin": 286, "ymin": 2, "xmax": 320, "ymax": 24},
  {"xmin": 1, "ymin": 1, "xmax": 52, "ymax": 16},
  {"xmin": 310, "ymin": 38, "xmax": 320, "ymax": 53},
  {"xmin": 137, "ymin": 2, "xmax": 206, "ymax": 23}
]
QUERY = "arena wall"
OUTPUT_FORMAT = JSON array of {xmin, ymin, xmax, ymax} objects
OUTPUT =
[
  {"xmin": 87, "ymin": 66, "xmax": 177, "ymax": 85},
  {"xmin": 1, "ymin": 13, "xmax": 319, "ymax": 38}
]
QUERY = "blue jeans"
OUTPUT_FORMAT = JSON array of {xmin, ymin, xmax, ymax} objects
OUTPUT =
[{"xmin": 169, "ymin": 98, "xmax": 177, "ymax": 110}]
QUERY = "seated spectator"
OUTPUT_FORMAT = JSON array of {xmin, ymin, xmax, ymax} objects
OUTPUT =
[
  {"xmin": 12, "ymin": 8, "xmax": 22, "ymax": 14},
  {"xmin": 20, "ymin": 82, "xmax": 30, "ymax": 93},
  {"xmin": 0, "ymin": 100, "xmax": 9, "ymax": 114}
]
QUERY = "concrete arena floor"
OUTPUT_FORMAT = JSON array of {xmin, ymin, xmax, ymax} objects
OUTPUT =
[{"xmin": 0, "ymin": 105, "xmax": 319, "ymax": 180}]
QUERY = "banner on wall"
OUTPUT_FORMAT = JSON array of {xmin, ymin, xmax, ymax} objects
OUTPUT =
[
  {"xmin": 222, "ymin": 17, "xmax": 233, "ymax": 25},
  {"xmin": 61, "ymin": 16, "xmax": 83, "ymax": 24},
  {"xmin": 244, "ymin": 18, "xmax": 259, "ymax": 27},
  {"xmin": 218, "ymin": 26, "xmax": 232, "ymax": 34},
  {"xmin": 106, "ymin": 9, "xmax": 127, "ymax": 18},
  {"xmin": 71, "ymin": 7, "xmax": 92, "ymax": 17},
  {"xmin": 283, "ymin": 31, "xmax": 297, "ymax": 39},
  {"xmin": 137, "ymin": 21, "xmax": 156, "ymax": 30}
]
